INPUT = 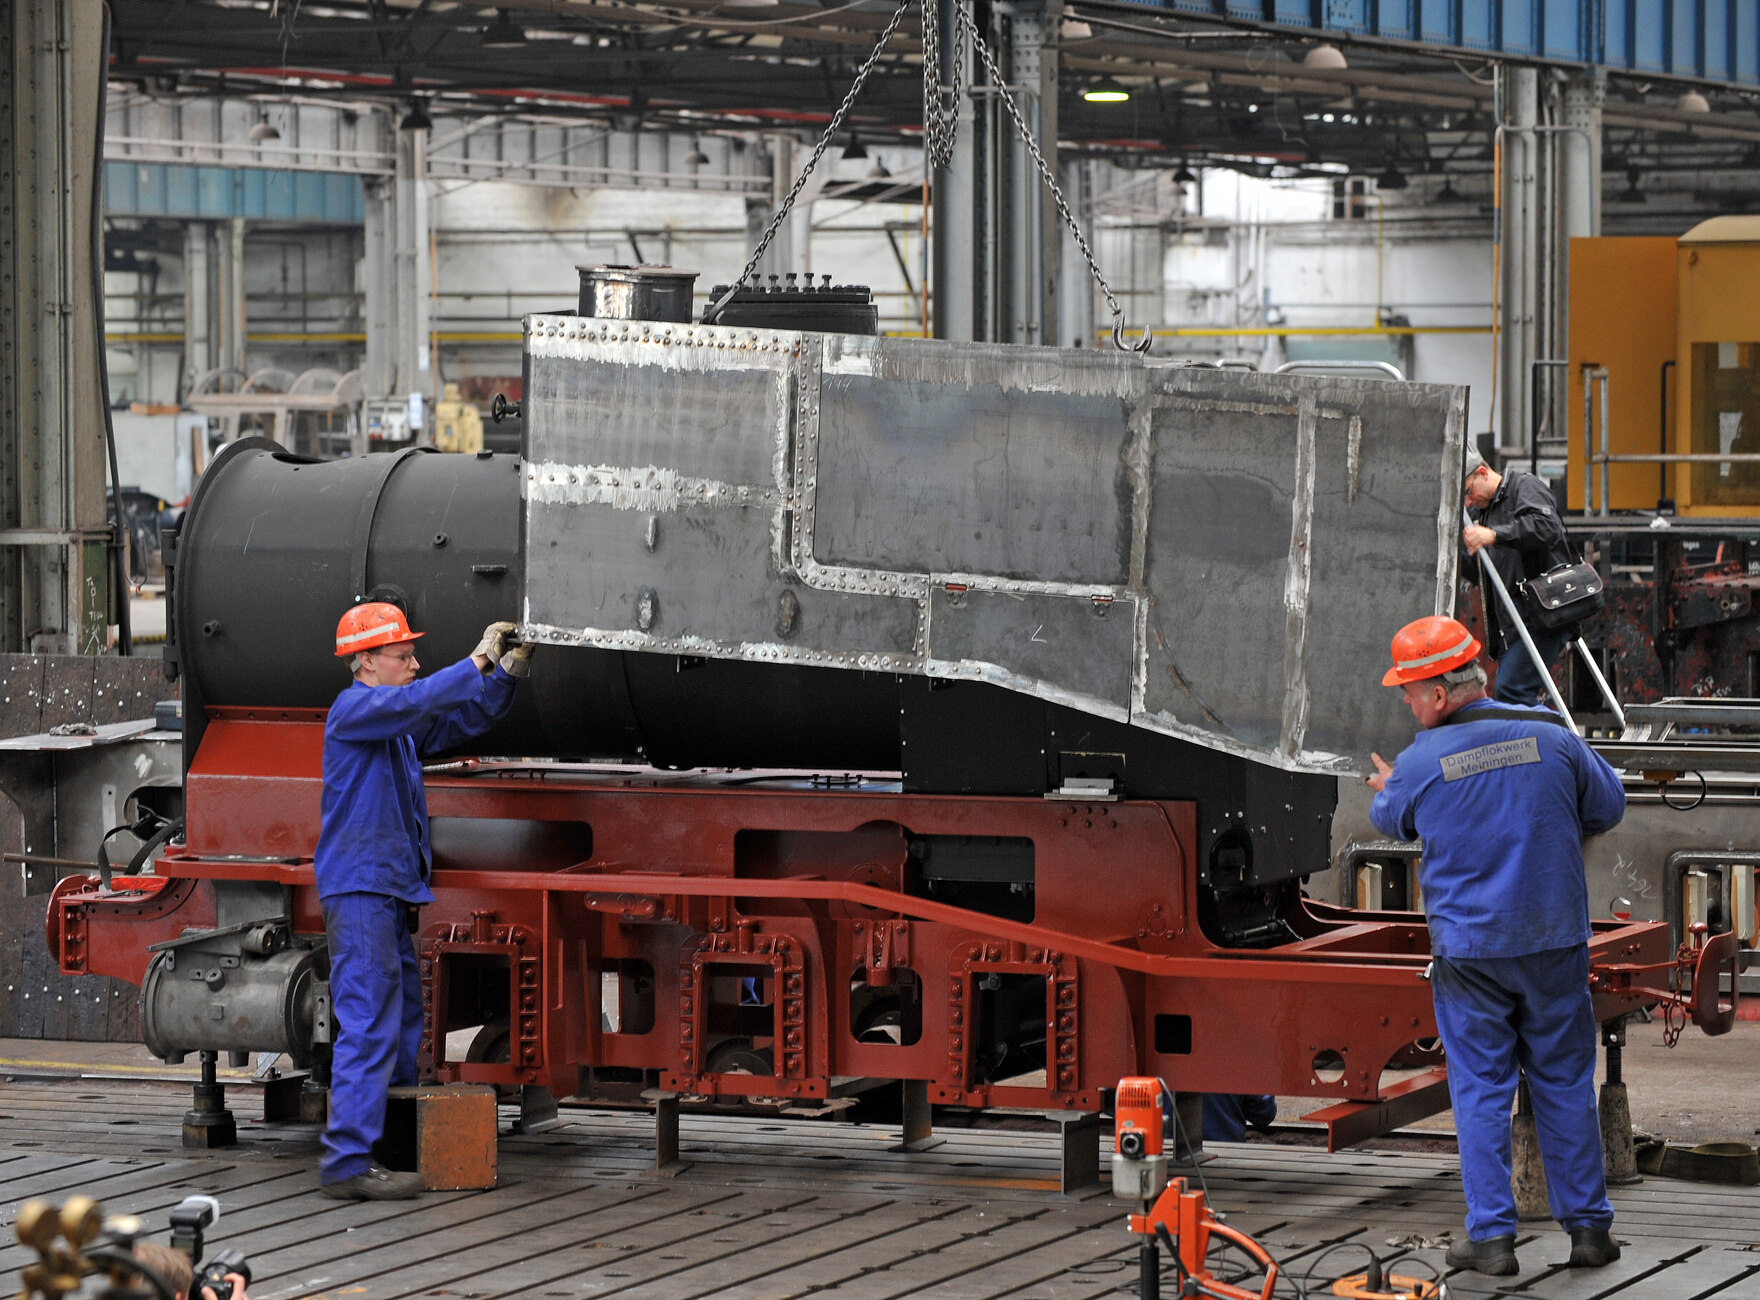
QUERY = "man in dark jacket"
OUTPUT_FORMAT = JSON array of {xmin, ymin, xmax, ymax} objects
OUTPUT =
[
  {"xmin": 317, "ymin": 602, "xmax": 533, "ymax": 1199},
  {"xmin": 1462, "ymin": 449, "xmax": 1576, "ymax": 704},
  {"xmin": 1368, "ymin": 615, "xmax": 1625, "ymax": 1277}
]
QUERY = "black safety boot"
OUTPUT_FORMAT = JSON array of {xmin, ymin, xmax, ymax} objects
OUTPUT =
[
  {"xmin": 1567, "ymin": 1228, "xmax": 1621, "ymax": 1268},
  {"xmin": 320, "ymin": 1163, "xmax": 425, "ymax": 1201},
  {"xmin": 1445, "ymin": 1235, "xmax": 1519, "ymax": 1276}
]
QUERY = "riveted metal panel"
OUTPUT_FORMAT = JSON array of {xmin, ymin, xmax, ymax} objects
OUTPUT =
[
  {"xmin": 520, "ymin": 317, "xmax": 1465, "ymax": 775},
  {"xmin": 813, "ymin": 336, "xmax": 1137, "ymax": 586},
  {"xmin": 926, "ymin": 588, "xmax": 1138, "ymax": 719}
]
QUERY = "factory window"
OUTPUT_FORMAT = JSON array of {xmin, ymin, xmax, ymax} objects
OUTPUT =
[
  {"xmin": 1332, "ymin": 178, "xmax": 1369, "ymax": 220},
  {"xmin": 599, "ymin": 958, "xmax": 655, "ymax": 1035},
  {"xmin": 1688, "ymin": 342, "xmax": 1760, "ymax": 506},
  {"xmin": 1154, "ymin": 1013, "xmax": 1193, "ymax": 1056},
  {"xmin": 848, "ymin": 967, "xmax": 923, "ymax": 1047}
]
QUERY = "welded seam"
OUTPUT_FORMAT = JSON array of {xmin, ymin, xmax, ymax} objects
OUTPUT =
[
  {"xmin": 1435, "ymin": 391, "xmax": 1468, "ymax": 615},
  {"xmin": 525, "ymin": 462, "xmax": 778, "ymax": 511},
  {"xmin": 1279, "ymin": 392, "xmax": 1319, "ymax": 761}
]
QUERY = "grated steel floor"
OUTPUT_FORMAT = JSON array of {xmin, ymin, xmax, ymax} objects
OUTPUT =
[{"xmin": 0, "ymin": 1078, "xmax": 1753, "ymax": 1299}]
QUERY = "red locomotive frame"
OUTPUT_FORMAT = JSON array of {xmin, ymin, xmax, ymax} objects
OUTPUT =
[{"xmin": 47, "ymin": 709, "xmax": 1676, "ymax": 1141}]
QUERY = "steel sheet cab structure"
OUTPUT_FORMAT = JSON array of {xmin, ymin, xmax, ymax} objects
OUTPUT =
[{"xmin": 45, "ymin": 317, "xmax": 1682, "ymax": 1145}]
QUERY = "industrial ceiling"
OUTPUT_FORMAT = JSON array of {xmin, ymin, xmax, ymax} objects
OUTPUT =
[{"xmin": 106, "ymin": 0, "xmax": 1760, "ymax": 193}]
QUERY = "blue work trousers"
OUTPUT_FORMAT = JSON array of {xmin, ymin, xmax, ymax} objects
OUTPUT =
[
  {"xmin": 1431, "ymin": 945, "xmax": 1612, "ymax": 1241},
  {"xmin": 1493, "ymin": 628, "xmax": 1569, "ymax": 705},
  {"xmin": 321, "ymin": 892, "xmax": 423, "ymax": 1184}
]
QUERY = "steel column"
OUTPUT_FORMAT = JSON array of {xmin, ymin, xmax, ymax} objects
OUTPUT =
[
  {"xmin": 1498, "ymin": 67, "xmax": 1540, "ymax": 460},
  {"xmin": 0, "ymin": 0, "xmax": 110, "ymax": 654}
]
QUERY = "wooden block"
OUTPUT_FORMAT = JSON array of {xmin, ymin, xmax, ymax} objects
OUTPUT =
[{"xmin": 381, "ymin": 1083, "xmax": 498, "ymax": 1190}]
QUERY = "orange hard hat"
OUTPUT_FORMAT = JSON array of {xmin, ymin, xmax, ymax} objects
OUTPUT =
[
  {"xmin": 334, "ymin": 601, "xmax": 423, "ymax": 657},
  {"xmin": 1382, "ymin": 615, "xmax": 1481, "ymax": 686}
]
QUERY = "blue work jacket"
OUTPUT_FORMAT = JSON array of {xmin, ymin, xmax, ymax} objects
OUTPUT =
[
  {"xmin": 1368, "ymin": 698, "xmax": 1626, "ymax": 959},
  {"xmin": 314, "ymin": 657, "xmax": 518, "ymax": 904}
]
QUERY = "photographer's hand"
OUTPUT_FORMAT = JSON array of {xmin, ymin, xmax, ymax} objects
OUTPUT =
[{"xmin": 200, "ymin": 1273, "xmax": 248, "ymax": 1300}]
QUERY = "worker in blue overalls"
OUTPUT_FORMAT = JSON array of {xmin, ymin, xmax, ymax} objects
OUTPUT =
[
  {"xmin": 316, "ymin": 601, "xmax": 532, "ymax": 1200},
  {"xmin": 1366, "ymin": 615, "xmax": 1625, "ymax": 1277}
]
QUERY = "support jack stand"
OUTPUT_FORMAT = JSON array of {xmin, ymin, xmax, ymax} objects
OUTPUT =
[{"xmin": 182, "ymin": 1050, "xmax": 237, "ymax": 1149}]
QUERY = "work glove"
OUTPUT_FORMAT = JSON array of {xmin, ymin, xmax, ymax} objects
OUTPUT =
[
  {"xmin": 473, "ymin": 620, "xmax": 516, "ymax": 668},
  {"xmin": 499, "ymin": 639, "xmax": 536, "ymax": 679}
]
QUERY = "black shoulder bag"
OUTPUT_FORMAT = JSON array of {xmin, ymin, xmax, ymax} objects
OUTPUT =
[{"xmin": 1518, "ymin": 558, "xmax": 1605, "ymax": 631}]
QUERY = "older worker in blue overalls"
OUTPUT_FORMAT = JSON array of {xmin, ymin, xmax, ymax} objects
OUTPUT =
[
  {"xmin": 1366, "ymin": 615, "xmax": 1625, "ymax": 1278},
  {"xmin": 316, "ymin": 602, "xmax": 533, "ymax": 1200}
]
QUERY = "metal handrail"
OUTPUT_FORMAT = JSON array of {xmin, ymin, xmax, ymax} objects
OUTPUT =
[
  {"xmin": 1584, "ymin": 362, "xmax": 1760, "ymax": 514},
  {"xmin": 1274, "ymin": 359, "xmax": 1406, "ymax": 381},
  {"xmin": 1465, "ymin": 508, "xmax": 1578, "ymax": 729}
]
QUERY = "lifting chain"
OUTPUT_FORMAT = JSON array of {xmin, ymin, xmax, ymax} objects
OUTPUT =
[
  {"xmin": 706, "ymin": 0, "xmax": 1150, "ymax": 352},
  {"xmin": 920, "ymin": 0, "xmax": 960, "ymax": 168},
  {"xmin": 703, "ymin": 0, "xmax": 916, "ymax": 325}
]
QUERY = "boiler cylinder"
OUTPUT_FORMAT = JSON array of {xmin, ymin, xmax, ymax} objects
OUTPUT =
[{"xmin": 167, "ymin": 439, "xmax": 901, "ymax": 770}]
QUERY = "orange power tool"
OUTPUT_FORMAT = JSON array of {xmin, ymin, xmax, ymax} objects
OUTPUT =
[{"xmin": 1115, "ymin": 1077, "xmax": 1280, "ymax": 1300}]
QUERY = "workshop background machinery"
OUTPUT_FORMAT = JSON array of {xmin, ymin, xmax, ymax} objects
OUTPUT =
[
  {"xmin": 43, "ymin": 282, "xmax": 1718, "ymax": 1153},
  {"xmin": 1545, "ymin": 217, "xmax": 1760, "ymax": 711}
]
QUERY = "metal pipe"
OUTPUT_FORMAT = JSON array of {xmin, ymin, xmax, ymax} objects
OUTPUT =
[
  {"xmin": 1593, "ymin": 453, "xmax": 1760, "ymax": 464},
  {"xmin": 1465, "ymin": 508, "xmax": 1577, "ymax": 728},
  {"xmin": 1530, "ymin": 359, "xmax": 1570, "ymax": 477},
  {"xmin": 1659, "ymin": 359, "xmax": 1676, "ymax": 506},
  {"xmin": 1572, "ymin": 639, "xmax": 1626, "ymax": 731},
  {"xmin": 1591, "ymin": 365, "xmax": 1605, "ymax": 513},
  {"xmin": 1272, "ymin": 359, "xmax": 1406, "ymax": 381},
  {"xmin": 1598, "ymin": 369, "xmax": 1611, "ymax": 518}
]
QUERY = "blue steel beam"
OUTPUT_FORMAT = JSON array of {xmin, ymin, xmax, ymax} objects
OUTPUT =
[
  {"xmin": 104, "ymin": 163, "xmax": 366, "ymax": 222},
  {"xmin": 1122, "ymin": 0, "xmax": 1760, "ymax": 88}
]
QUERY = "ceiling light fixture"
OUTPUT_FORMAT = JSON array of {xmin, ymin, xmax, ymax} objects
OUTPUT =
[
  {"xmin": 1434, "ymin": 178, "xmax": 1462, "ymax": 203},
  {"xmin": 1377, "ymin": 162, "xmax": 1408, "ymax": 190},
  {"xmin": 480, "ymin": 8, "xmax": 527, "ymax": 47},
  {"xmin": 1623, "ymin": 165, "xmax": 1646, "ymax": 202},
  {"xmin": 1302, "ymin": 43, "xmax": 1347, "ymax": 69},
  {"xmin": 1173, "ymin": 164, "xmax": 1197, "ymax": 185},
  {"xmin": 1060, "ymin": 16, "xmax": 1092, "ymax": 38},
  {"xmin": 400, "ymin": 100, "xmax": 433, "ymax": 132},
  {"xmin": 866, "ymin": 155, "xmax": 891, "ymax": 179},
  {"xmin": 1676, "ymin": 89, "xmax": 1711, "ymax": 113},
  {"xmin": 248, "ymin": 116, "xmax": 280, "ymax": 143},
  {"xmin": 841, "ymin": 137, "xmax": 868, "ymax": 160},
  {"xmin": 723, "ymin": 0, "xmax": 782, "ymax": 9},
  {"xmin": 684, "ymin": 138, "xmax": 710, "ymax": 167},
  {"xmin": 1083, "ymin": 76, "xmax": 1130, "ymax": 103}
]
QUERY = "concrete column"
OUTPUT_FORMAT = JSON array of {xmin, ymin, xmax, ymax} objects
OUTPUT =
[
  {"xmin": 393, "ymin": 123, "xmax": 431, "ymax": 401},
  {"xmin": 0, "ymin": 0, "xmax": 111, "ymax": 653},
  {"xmin": 762, "ymin": 134, "xmax": 795, "ymax": 279},
  {"xmin": 1551, "ymin": 70, "xmax": 1603, "ymax": 460},
  {"xmin": 182, "ymin": 222, "xmax": 214, "ymax": 385},
  {"xmin": 361, "ymin": 178, "xmax": 395, "ymax": 398},
  {"xmin": 217, "ymin": 217, "xmax": 246, "ymax": 376},
  {"xmin": 1498, "ymin": 66, "xmax": 1540, "ymax": 458},
  {"xmin": 1057, "ymin": 157, "xmax": 1096, "ymax": 347}
]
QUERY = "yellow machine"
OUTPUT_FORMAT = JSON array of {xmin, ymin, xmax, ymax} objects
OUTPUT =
[
  {"xmin": 433, "ymin": 382, "xmax": 485, "ymax": 454},
  {"xmin": 1569, "ymin": 216, "xmax": 1760, "ymax": 516}
]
